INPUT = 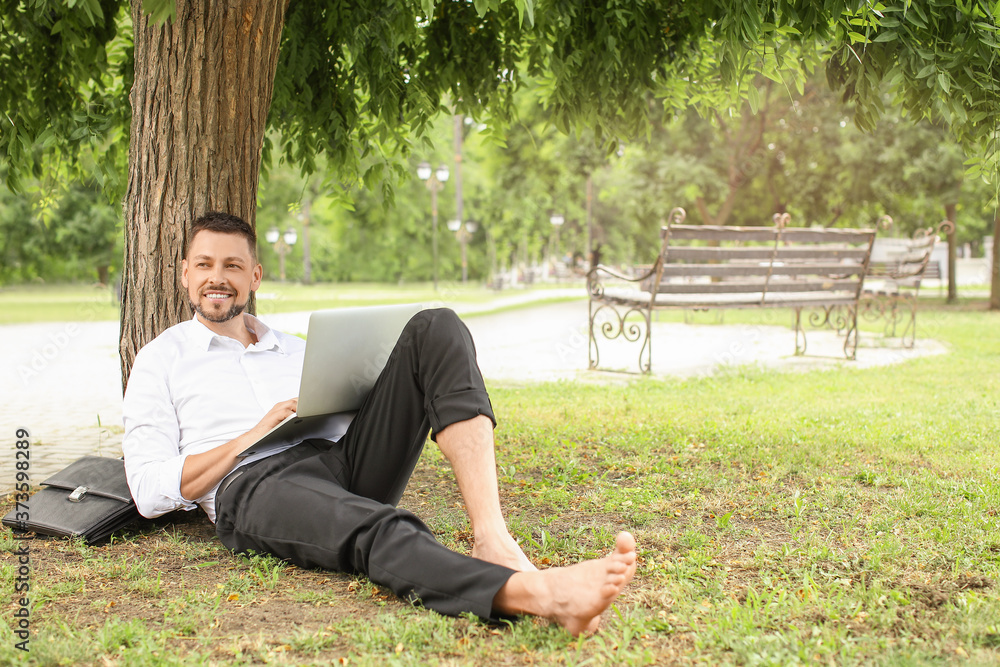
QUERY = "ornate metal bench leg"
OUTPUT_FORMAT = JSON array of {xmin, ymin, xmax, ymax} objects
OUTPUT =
[
  {"xmin": 588, "ymin": 300, "xmax": 600, "ymax": 370},
  {"xmin": 588, "ymin": 302, "xmax": 653, "ymax": 373},
  {"xmin": 794, "ymin": 308, "xmax": 807, "ymax": 356},
  {"xmin": 843, "ymin": 305, "xmax": 859, "ymax": 360},
  {"xmin": 639, "ymin": 309, "xmax": 652, "ymax": 374},
  {"xmin": 887, "ymin": 296, "xmax": 899, "ymax": 338},
  {"xmin": 900, "ymin": 294, "xmax": 917, "ymax": 349}
]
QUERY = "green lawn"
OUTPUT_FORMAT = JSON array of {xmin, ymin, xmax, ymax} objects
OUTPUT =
[
  {"xmin": 1, "ymin": 300, "xmax": 998, "ymax": 665},
  {"xmin": 0, "ymin": 281, "xmax": 584, "ymax": 324}
]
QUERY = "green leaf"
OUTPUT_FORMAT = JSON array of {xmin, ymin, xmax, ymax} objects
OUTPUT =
[
  {"xmin": 937, "ymin": 72, "xmax": 950, "ymax": 94},
  {"xmin": 141, "ymin": 0, "xmax": 176, "ymax": 25},
  {"xmin": 6, "ymin": 168, "xmax": 23, "ymax": 193},
  {"xmin": 847, "ymin": 31, "xmax": 869, "ymax": 44},
  {"xmin": 526, "ymin": 0, "xmax": 535, "ymax": 26},
  {"xmin": 873, "ymin": 30, "xmax": 897, "ymax": 43},
  {"xmin": 747, "ymin": 84, "xmax": 759, "ymax": 115},
  {"xmin": 86, "ymin": 0, "xmax": 105, "ymax": 22},
  {"xmin": 915, "ymin": 64, "xmax": 936, "ymax": 79}
]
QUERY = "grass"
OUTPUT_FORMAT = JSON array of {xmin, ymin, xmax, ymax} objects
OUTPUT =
[
  {"xmin": 0, "ymin": 281, "xmax": 584, "ymax": 324},
  {"xmin": 1, "ymin": 295, "xmax": 999, "ymax": 664}
]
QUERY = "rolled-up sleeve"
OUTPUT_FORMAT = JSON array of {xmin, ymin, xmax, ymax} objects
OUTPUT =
[{"xmin": 122, "ymin": 347, "xmax": 196, "ymax": 518}]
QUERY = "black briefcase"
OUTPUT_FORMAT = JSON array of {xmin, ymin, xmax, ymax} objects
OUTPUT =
[{"xmin": 2, "ymin": 456, "xmax": 141, "ymax": 544}]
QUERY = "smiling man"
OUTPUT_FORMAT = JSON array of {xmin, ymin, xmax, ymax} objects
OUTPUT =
[
  {"xmin": 186, "ymin": 232, "xmax": 257, "ymax": 325},
  {"xmin": 122, "ymin": 211, "xmax": 636, "ymax": 635}
]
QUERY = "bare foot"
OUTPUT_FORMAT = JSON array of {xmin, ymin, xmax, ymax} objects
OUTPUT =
[
  {"xmin": 492, "ymin": 532, "xmax": 637, "ymax": 636},
  {"xmin": 472, "ymin": 532, "xmax": 538, "ymax": 571}
]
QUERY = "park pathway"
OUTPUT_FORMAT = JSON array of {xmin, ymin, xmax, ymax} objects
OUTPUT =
[{"xmin": 0, "ymin": 292, "xmax": 945, "ymax": 491}]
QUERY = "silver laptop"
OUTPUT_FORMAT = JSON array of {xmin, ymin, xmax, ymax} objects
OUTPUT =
[{"xmin": 238, "ymin": 302, "xmax": 424, "ymax": 458}]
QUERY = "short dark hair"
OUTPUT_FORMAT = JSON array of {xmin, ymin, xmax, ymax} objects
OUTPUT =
[{"xmin": 187, "ymin": 212, "xmax": 257, "ymax": 260}]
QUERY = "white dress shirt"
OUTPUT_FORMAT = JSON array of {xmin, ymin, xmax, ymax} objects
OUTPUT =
[{"xmin": 122, "ymin": 314, "xmax": 305, "ymax": 522}]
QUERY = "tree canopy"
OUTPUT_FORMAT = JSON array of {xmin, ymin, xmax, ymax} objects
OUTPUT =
[{"xmin": 5, "ymin": 0, "xmax": 1000, "ymax": 196}]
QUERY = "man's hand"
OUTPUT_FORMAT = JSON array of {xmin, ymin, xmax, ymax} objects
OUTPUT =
[
  {"xmin": 246, "ymin": 397, "xmax": 298, "ymax": 441},
  {"xmin": 180, "ymin": 397, "xmax": 298, "ymax": 501}
]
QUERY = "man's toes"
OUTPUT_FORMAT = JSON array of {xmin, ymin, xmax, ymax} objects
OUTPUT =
[{"xmin": 615, "ymin": 531, "xmax": 636, "ymax": 554}]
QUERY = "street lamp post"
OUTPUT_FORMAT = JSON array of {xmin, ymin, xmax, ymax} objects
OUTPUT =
[
  {"xmin": 265, "ymin": 226, "xmax": 298, "ymax": 282},
  {"xmin": 417, "ymin": 162, "xmax": 450, "ymax": 290},
  {"xmin": 298, "ymin": 202, "xmax": 312, "ymax": 284},
  {"xmin": 549, "ymin": 213, "xmax": 565, "ymax": 278},
  {"xmin": 447, "ymin": 219, "xmax": 478, "ymax": 283}
]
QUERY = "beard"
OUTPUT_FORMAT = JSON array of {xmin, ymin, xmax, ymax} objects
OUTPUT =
[{"xmin": 190, "ymin": 291, "xmax": 249, "ymax": 324}]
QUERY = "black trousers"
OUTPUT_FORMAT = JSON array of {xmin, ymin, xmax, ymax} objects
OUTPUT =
[{"xmin": 215, "ymin": 308, "xmax": 516, "ymax": 619}]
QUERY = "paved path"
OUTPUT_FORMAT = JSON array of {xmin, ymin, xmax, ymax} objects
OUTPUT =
[{"xmin": 0, "ymin": 292, "xmax": 946, "ymax": 490}]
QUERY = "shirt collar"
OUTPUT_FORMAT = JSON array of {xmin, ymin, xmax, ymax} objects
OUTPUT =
[
  {"xmin": 245, "ymin": 314, "xmax": 284, "ymax": 352},
  {"xmin": 186, "ymin": 313, "xmax": 286, "ymax": 353}
]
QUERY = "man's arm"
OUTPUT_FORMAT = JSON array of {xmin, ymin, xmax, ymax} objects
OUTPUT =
[
  {"xmin": 178, "ymin": 398, "xmax": 297, "ymax": 500},
  {"xmin": 123, "ymin": 346, "xmax": 195, "ymax": 518},
  {"xmin": 123, "ymin": 342, "xmax": 296, "ymax": 517}
]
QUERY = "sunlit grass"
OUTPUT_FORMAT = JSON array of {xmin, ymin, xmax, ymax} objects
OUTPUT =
[
  {"xmin": 0, "ymin": 305, "xmax": 998, "ymax": 664},
  {"xmin": 0, "ymin": 281, "xmax": 584, "ymax": 324}
]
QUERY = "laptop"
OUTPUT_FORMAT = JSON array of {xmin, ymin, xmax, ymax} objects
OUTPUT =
[{"xmin": 238, "ymin": 302, "xmax": 425, "ymax": 458}]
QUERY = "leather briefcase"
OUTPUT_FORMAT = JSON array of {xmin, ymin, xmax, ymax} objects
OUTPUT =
[{"xmin": 2, "ymin": 456, "xmax": 141, "ymax": 544}]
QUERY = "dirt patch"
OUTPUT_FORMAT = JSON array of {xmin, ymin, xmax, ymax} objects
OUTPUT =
[{"xmin": 901, "ymin": 574, "xmax": 993, "ymax": 610}]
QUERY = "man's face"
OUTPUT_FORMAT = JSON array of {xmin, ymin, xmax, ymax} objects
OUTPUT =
[{"xmin": 181, "ymin": 230, "xmax": 262, "ymax": 325}]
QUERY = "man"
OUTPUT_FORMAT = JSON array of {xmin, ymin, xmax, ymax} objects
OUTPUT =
[{"xmin": 123, "ymin": 211, "xmax": 636, "ymax": 635}]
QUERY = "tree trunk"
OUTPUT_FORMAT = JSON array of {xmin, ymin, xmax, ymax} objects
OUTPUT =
[
  {"xmin": 991, "ymin": 213, "xmax": 1000, "ymax": 310},
  {"xmin": 944, "ymin": 203, "xmax": 957, "ymax": 304},
  {"xmin": 120, "ymin": 0, "xmax": 289, "ymax": 390}
]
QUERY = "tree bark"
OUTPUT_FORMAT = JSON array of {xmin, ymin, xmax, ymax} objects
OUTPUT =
[
  {"xmin": 991, "ymin": 213, "xmax": 1000, "ymax": 311},
  {"xmin": 944, "ymin": 202, "xmax": 957, "ymax": 304},
  {"xmin": 120, "ymin": 0, "xmax": 290, "ymax": 390}
]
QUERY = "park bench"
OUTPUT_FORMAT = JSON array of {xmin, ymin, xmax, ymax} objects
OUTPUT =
[
  {"xmin": 860, "ymin": 220, "xmax": 953, "ymax": 348},
  {"xmin": 586, "ymin": 209, "xmax": 877, "ymax": 373}
]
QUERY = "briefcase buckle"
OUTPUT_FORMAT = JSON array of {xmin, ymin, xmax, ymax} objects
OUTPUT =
[{"xmin": 68, "ymin": 486, "xmax": 90, "ymax": 502}]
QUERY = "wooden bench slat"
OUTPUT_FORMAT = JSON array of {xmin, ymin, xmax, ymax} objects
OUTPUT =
[
  {"xmin": 778, "ymin": 228, "xmax": 876, "ymax": 244},
  {"xmin": 666, "ymin": 247, "xmax": 871, "ymax": 261},
  {"xmin": 658, "ymin": 263, "xmax": 866, "ymax": 278},
  {"xmin": 653, "ymin": 279, "xmax": 862, "ymax": 294},
  {"xmin": 667, "ymin": 225, "xmax": 874, "ymax": 244},
  {"xmin": 649, "ymin": 294, "xmax": 860, "ymax": 308}
]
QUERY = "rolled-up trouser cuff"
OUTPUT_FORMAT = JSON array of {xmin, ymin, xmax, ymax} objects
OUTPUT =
[{"xmin": 428, "ymin": 387, "xmax": 496, "ymax": 441}]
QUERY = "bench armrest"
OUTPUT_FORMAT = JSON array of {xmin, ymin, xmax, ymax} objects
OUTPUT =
[
  {"xmin": 587, "ymin": 263, "xmax": 655, "ymax": 283},
  {"xmin": 587, "ymin": 263, "xmax": 657, "ymax": 298}
]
